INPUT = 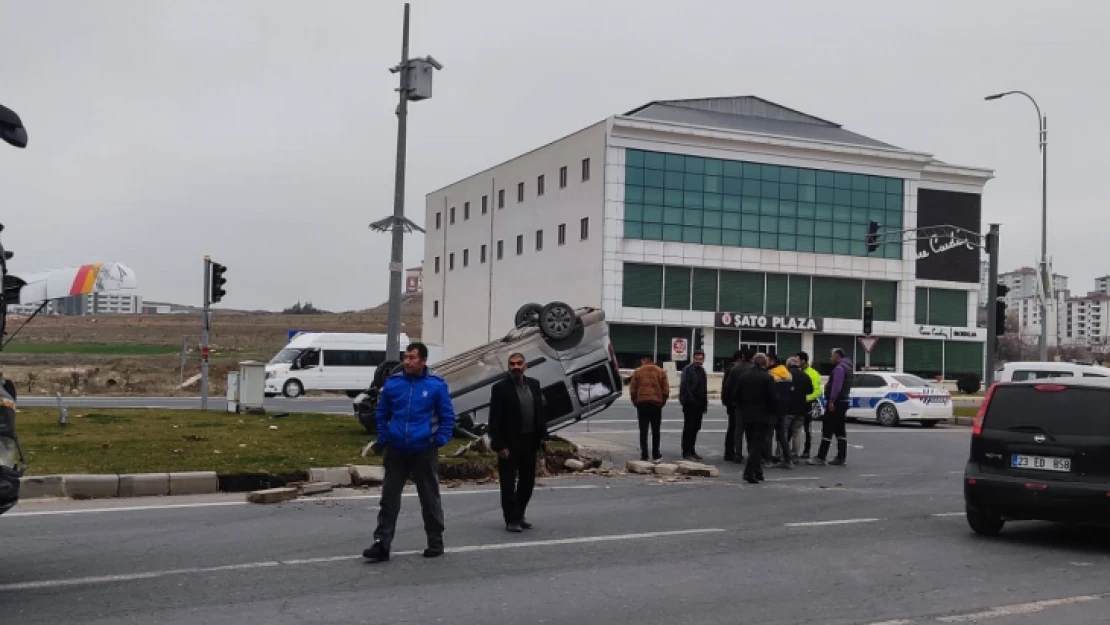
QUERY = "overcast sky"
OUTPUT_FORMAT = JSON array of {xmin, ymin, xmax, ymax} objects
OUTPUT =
[{"xmin": 0, "ymin": 0, "xmax": 1104, "ymax": 311}]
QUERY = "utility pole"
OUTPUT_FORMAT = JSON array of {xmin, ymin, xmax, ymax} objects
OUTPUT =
[
  {"xmin": 985, "ymin": 224, "xmax": 1000, "ymax": 387},
  {"xmin": 201, "ymin": 255, "xmax": 211, "ymax": 411},
  {"xmin": 371, "ymin": 2, "xmax": 440, "ymax": 361}
]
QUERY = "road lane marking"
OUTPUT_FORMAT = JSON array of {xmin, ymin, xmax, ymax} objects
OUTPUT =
[
  {"xmin": 932, "ymin": 512, "xmax": 964, "ymax": 518},
  {"xmin": 0, "ymin": 527, "xmax": 726, "ymax": 592},
  {"xmin": 864, "ymin": 620, "xmax": 914, "ymax": 625},
  {"xmin": 784, "ymin": 518, "xmax": 882, "ymax": 528},
  {"xmin": 936, "ymin": 594, "xmax": 1103, "ymax": 622},
  {"xmin": 6, "ymin": 485, "xmax": 600, "ymax": 518},
  {"xmin": 569, "ymin": 428, "xmax": 967, "ymax": 435}
]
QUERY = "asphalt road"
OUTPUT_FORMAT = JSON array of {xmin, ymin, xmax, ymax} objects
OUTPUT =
[{"xmin": 5, "ymin": 419, "xmax": 1110, "ymax": 625}]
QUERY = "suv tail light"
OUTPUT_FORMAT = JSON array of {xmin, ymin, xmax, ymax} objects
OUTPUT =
[
  {"xmin": 973, "ymin": 382, "xmax": 999, "ymax": 436},
  {"xmin": 1033, "ymin": 384, "xmax": 1067, "ymax": 392}
]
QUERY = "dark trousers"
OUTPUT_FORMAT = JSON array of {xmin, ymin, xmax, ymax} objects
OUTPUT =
[
  {"xmin": 774, "ymin": 414, "xmax": 793, "ymax": 464},
  {"xmin": 635, "ymin": 403, "xmax": 663, "ymax": 458},
  {"xmin": 681, "ymin": 404, "xmax": 704, "ymax": 455},
  {"xmin": 818, "ymin": 400, "xmax": 850, "ymax": 461},
  {"xmin": 497, "ymin": 441, "xmax": 538, "ymax": 524},
  {"xmin": 744, "ymin": 421, "xmax": 772, "ymax": 480},
  {"xmin": 802, "ymin": 402, "xmax": 816, "ymax": 456},
  {"xmin": 724, "ymin": 407, "xmax": 736, "ymax": 459},
  {"xmin": 374, "ymin": 446, "xmax": 445, "ymax": 550}
]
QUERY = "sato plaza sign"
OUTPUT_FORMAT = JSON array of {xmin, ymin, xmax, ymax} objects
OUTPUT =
[{"xmin": 714, "ymin": 312, "xmax": 824, "ymax": 332}]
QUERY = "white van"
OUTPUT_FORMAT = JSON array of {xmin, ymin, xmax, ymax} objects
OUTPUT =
[
  {"xmin": 996, "ymin": 361, "xmax": 1110, "ymax": 383},
  {"xmin": 265, "ymin": 332, "xmax": 409, "ymax": 398}
]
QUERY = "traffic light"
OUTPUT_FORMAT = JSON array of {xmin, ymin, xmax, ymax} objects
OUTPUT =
[
  {"xmin": 994, "ymin": 283, "xmax": 1009, "ymax": 337},
  {"xmin": 693, "ymin": 328, "xmax": 704, "ymax": 353},
  {"xmin": 863, "ymin": 300, "xmax": 874, "ymax": 336},
  {"xmin": 866, "ymin": 221, "xmax": 880, "ymax": 254},
  {"xmin": 210, "ymin": 262, "xmax": 227, "ymax": 304}
]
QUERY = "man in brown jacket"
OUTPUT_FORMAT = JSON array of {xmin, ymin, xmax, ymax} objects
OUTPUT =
[{"xmin": 628, "ymin": 355, "xmax": 669, "ymax": 462}]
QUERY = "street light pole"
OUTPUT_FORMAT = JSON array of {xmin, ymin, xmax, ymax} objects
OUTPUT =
[
  {"xmin": 985, "ymin": 90, "xmax": 1048, "ymax": 361},
  {"xmin": 372, "ymin": 2, "xmax": 439, "ymax": 362}
]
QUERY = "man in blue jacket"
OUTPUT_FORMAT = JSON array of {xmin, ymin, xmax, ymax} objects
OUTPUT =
[{"xmin": 364, "ymin": 342, "xmax": 456, "ymax": 563}]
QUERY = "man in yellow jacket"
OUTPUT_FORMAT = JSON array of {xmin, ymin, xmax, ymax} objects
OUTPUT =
[
  {"xmin": 796, "ymin": 351, "xmax": 823, "ymax": 460},
  {"xmin": 766, "ymin": 353, "xmax": 795, "ymax": 467}
]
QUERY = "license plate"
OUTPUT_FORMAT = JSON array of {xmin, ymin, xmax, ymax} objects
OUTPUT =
[{"xmin": 1011, "ymin": 454, "xmax": 1071, "ymax": 472}]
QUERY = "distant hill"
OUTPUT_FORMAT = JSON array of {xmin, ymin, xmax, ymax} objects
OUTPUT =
[{"xmin": 355, "ymin": 292, "xmax": 423, "ymax": 317}]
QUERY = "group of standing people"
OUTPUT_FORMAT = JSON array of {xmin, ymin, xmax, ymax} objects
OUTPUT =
[{"xmin": 629, "ymin": 347, "xmax": 855, "ymax": 483}]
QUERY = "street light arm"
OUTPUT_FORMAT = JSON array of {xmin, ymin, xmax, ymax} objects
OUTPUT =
[{"xmin": 985, "ymin": 90, "xmax": 1045, "ymax": 146}]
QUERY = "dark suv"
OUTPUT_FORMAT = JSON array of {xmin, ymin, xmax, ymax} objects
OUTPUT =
[{"xmin": 964, "ymin": 378, "xmax": 1110, "ymax": 535}]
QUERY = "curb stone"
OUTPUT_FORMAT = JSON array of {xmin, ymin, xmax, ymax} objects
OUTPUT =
[{"xmin": 19, "ymin": 471, "xmax": 221, "ymax": 500}]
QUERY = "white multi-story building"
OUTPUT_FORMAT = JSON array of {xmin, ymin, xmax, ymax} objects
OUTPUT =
[
  {"xmin": 1095, "ymin": 275, "xmax": 1110, "ymax": 295},
  {"xmin": 423, "ymin": 96, "xmax": 993, "ymax": 377},
  {"xmin": 55, "ymin": 292, "xmax": 143, "ymax": 315},
  {"xmin": 1060, "ymin": 292, "xmax": 1110, "ymax": 347},
  {"xmin": 1000, "ymin": 266, "xmax": 1068, "ymax": 307}
]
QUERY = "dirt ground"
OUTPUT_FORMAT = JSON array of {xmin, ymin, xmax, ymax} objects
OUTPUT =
[{"xmin": 1, "ymin": 295, "xmax": 423, "ymax": 396}]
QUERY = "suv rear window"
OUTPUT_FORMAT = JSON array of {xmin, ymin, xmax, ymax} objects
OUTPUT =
[{"xmin": 985, "ymin": 386, "xmax": 1110, "ymax": 436}]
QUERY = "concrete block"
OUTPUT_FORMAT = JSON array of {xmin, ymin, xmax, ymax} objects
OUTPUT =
[
  {"xmin": 19, "ymin": 475, "xmax": 65, "ymax": 499},
  {"xmin": 169, "ymin": 471, "xmax": 219, "ymax": 496},
  {"xmin": 626, "ymin": 460, "xmax": 655, "ymax": 474},
  {"xmin": 350, "ymin": 465, "xmax": 386, "ymax": 486},
  {"xmin": 653, "ymin": 463, "xmax": 679, "ymax": 476},
  {"xmin": 247, "ymin": 487, "xmax": 299, "ymax": 505},
  {"xmin": 308, "ymin": 467, "xmax": 353, "ymax": 487},
  {"xmin": 676, "ymin": 463, "xmax": 719, "ymax": 478},
  {"xmin": 64, "ymin": 474, "xmax": 119, "ymax": 499},
  {"xmin": 296, "ymin": 482, "xmax": 333, "ymax": 496},
  {"xmin": 119, "ymin": 473, "xmax": 170, "ymax": 498},
  {"xmin": 564, "ymin": 459, "xmax": 585, "ymax": 472}
]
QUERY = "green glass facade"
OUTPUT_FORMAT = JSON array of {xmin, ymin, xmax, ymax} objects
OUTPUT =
[{"xmin": 624, "ymin": 149, "xmax": 904, "ymax": 259}]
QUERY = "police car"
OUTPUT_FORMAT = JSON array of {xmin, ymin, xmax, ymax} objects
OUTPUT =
[{"xmin": 821, "ymin": 371, "xmax": 953, "ymax": 427}]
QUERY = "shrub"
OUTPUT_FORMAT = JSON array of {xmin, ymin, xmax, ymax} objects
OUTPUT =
[{"xmin": 956, "ymin": 373, "xmax": 981, "ymax": 394}]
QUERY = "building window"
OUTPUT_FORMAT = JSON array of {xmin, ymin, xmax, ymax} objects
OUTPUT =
[
  {"xmin": 915, "ymin": 288, "xmax": 969, "ymax": 327},
  {"xmin": 536, "ymin": 229, "xmax": 543, "ymax": 251},
  {"xmin": 480, "ymin": 244, "xmax": 487, "ymax": 263},
  {"xmin": 517, "ymin": 182, "xmax": 524, "ymax": 203},
  {"xmin": 497, "ymin": 240, "xmax": 504, "ymax": 260},
  {"xmin": 449, "ymin": 206, "xmax": 456, "ymax": 225},
  {"xmin": 434, "ymin": 256, "xmax": 440, "ymax": 274},
  {"xmin": 498, "ymin": 189, "xmax": 505, "ymax": 208},
  {"xmin": 433, "ymin": 300, "xmax": 440, "ymax": 317},
  {"xmin": 482, "ymin": 195, "xmax": 488, "ymax": 214},
  {"xmin": 464, "ymin": 202, "xmax": 470, "ymax": 220},
  {"xmin": 516, "ymin": 235, "xmax": 524, "ymax": 255},
  {"xmin": 581, "ymin": 158, "xmax": 591, "ymax": 181},
  {"xmin": 620, "ymin": 148, "xmax": 905, "ymax": 260},
  {"xmin": 449, "ymin": 253, "xmax": 455, "ymax": 271},
  {"xmin": 435, "ymin": 212, "xmax": 441, "ymax": 229},
  {"xmin": 580, "ymin": 217, "xmax": 590, "ymax": 240},
  {"xmin": 537, "ymin": 175, "xmax": 545, "ymax": 196},
  {"xmin": 463, "ymin": 249, "xmax": 469, "ymax": 267},
  {"xmin": 558, "ymin": 223, "xmax": 566, "ymax": 245},
  {"xmin": 560, "ymin": 166, "xmax": 568, "ymax": 188}
]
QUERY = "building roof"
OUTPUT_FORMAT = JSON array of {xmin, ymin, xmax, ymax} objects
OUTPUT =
[{"xmin": 623, "ymin": 96, "xmax": 901, "ymax": 151}]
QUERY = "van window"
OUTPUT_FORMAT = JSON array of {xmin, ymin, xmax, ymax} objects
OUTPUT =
[
  {"xmin": 299, "ymin": 349, "xmax": 320, "ymax": 368},
  {"xmin": 984, "ymin": 386, "xmax": 1110, "ymax": 436},
  {"xmin": 1011, "ymin": 370, "xmax": 1074, "ymax": 381},
  {"xmin": 323, "ymin": 350, "xmax": 388, "ymax": 367},
  {"xmin": 1083, "ymin": 373, "xmax": 1107, "ymax": 378}
]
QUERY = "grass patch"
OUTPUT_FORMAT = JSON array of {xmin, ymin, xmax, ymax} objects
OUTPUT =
[
  {"xmin": 953, "ymin": 406, "xmax": 978, "ymax": 418},
  {"xmin": 15, "ymin": 407, "xmax": 574, "ymax": 477},
  {"xmin": 4, "ymin": 343, "xmax": 180, "ymax": 356}
]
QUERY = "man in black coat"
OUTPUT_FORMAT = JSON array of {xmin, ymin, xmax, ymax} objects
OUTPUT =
[
  {"xmin": 488, "ymin": 352, "xmax": 549, "ymax": 533},
  {"xmin": 732, "ymin": 353, "xmax": 779, "ymax": 484},
  {"xmin": 721, "ymin": 349, "xmax": 752, "ymax": 463}
]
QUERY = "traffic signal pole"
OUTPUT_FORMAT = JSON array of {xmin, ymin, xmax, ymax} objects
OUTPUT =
[
  {"xmin": 201, "ymin": 255, "xmax": 211, "ymax": 411},
  {"xmin": 985, "ymin": 223, "xmax": 1001, "ymax": 388}
]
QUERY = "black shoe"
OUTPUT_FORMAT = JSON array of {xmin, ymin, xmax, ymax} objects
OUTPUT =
[
  {"xmin": 692, "ymin": 452, "xmax": 704, "ymax": 461},
  {"xmin": 734, "ymin": 455, "xmax": 745, "ymax": 464},
  {"xmin": 520, "ymin": 519, "xmax": 533, "ymax": 530},
  {"xmin": 506, "ymin": 522, "xmax": 523, "ymax": 533},
  {"xmin": 724, "ymin": 454, "xmax": 735, "ymax": 462},
  {"xmin": 423, "ymin": 547, "xmax": 444, "ymax": 558},
  {"xmin": 653, "ymin": 452, "xmax": 663, "ymax": 462},
  {"xmin": 744, "ymin": 477, "xmax": 759, "ymax": 484},
  {"xmin": 641, "ymin": 453, "xmax": 649, "ymax": 461},
  {"xmin": 363, "ymin": 541, "xmax": 389, "ymax": 562},
  {"xmin": 682, "ymin": 453, "xmax": 696, "ymax": 461},
  {"xmin": 829, "ymin": 457, "xmax": 846, "ymax": 466}
]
